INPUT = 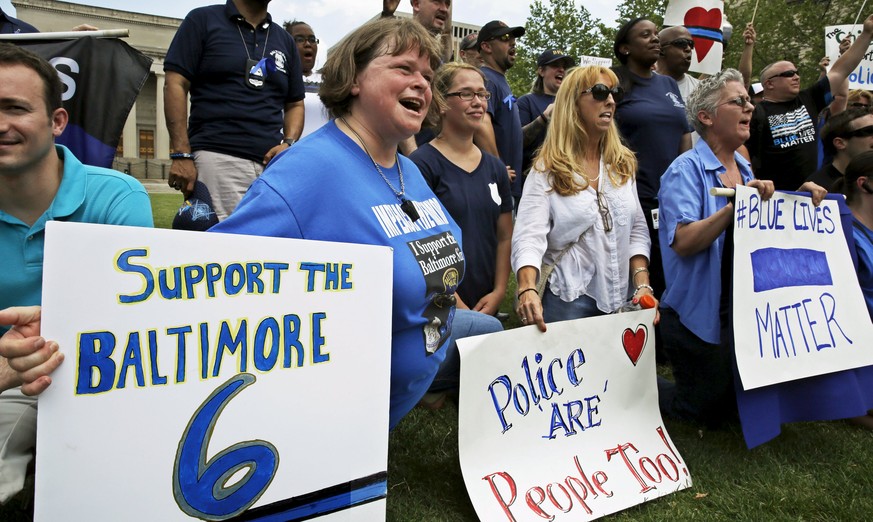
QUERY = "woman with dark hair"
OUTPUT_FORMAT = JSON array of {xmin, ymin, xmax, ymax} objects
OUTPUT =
[{"xmin": 612, "ymin": 18, "xmax": 692, "ymax": 303}]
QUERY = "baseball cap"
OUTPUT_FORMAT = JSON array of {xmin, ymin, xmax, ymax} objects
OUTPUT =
[
  {"xmin": 537, "ymin": 49, "xmax": 576, "ymax": 68},
  {"xmin": 476, "ymin": 20, "xmax": 525, "ymax": 48},
  {"xmin": 460, "ymin": 32, "xmax": 479, "ymax": 51},
  {"xmin": 172, "ymin": 181, "xmax": 219, "ymax": 231}
]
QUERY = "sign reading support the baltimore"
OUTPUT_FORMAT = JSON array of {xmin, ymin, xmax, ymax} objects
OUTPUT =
[
  {"xmin": 732, "ymin": 185, "xmax": 873, "ymax": 390},
  {"xmin": 36, "ymin": 222, "xmax": 393, "ymax": 521},
  {"xmin": 457, "ymin": 310, "xmax": 691, "ymax": 521},
  {"xmin": 825, "ymin": 25, "xmax": 873, "ymax": 90}
]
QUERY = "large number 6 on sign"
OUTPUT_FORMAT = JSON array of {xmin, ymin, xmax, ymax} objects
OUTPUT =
[{"xmin": 173, "ymin": 373, "xmax": 279, "ymax": 520}]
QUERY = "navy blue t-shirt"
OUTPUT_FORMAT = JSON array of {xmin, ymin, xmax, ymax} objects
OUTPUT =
[
  {"xmin": 482, "ymin": 66, "xmax": 523, "ymax": 198},
  {"xmin": 164, "ymin": 1, "xmax": 304, "ymax": 162},
  {"xmin": 410, "ymin": 143, "xmax": 512, "ymax": 308},
  {"xmin": 614, "ymin": 71, "xmax": 691, "ymax": 202},
  {"xmin": 0, "ymin": 8, "xmax": 37, "ymax": 33},
  {"xmin": 517, "ymin": 92, "xmax": 554, "ymax": 175}
]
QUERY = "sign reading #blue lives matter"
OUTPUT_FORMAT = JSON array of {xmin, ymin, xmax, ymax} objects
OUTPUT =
[
  {"xmin": 732, "ymin": 185, "xmax": 873, "ymax": 390},
  {"xmin": 36, "ymin": 222, "xmax": 393, "ymax": 522}
]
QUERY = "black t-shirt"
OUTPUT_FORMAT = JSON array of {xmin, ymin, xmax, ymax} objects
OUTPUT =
[
  {"xmin": 747, "ymin": 76, "xmax": 830, "ymax": 190},
  {"xmin": 805, "ymin": 162, "xmax": 842, "ymax": 192}
]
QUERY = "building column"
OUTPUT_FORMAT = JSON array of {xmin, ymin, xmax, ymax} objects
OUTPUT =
[
  {"xmin": 122, "ymin": 101, "xmax": 138, "ymax": 158},
  {"xmin": 155, "ymin": 70, "xmax": 170, "ymax": 160}
]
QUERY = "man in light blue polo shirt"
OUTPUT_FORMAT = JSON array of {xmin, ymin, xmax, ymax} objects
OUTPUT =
[{"xmin": 0, "ymin": 43, "xmax": 152, "ymax": 505}]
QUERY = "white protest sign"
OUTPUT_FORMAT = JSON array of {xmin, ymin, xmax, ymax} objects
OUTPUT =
[
  {"xmin": 825, "ymin": 25, "xmax": 873, "ymax": 90},
  {"xmin": 664, "ymin": 0, "xmax": 725, "ymax": 75},
  {"xmin": 732, "ymin": 186, "xmax": 873, "ymax": 390},
  {"xmin": 458, "ymin": 310, "xmax": 691, "ymax": 521},
  {"xmin": 578, "ymin": 55, "xmax": 612, "ymax": 68},
  {"xmin": 36, "ymin": 221, "xmax": 393, "ymax": 522}
]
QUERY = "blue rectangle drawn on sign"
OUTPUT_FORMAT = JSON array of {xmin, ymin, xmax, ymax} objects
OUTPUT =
[{"xmin": 750, "ymin": 248, "xmax": 832, "ymax": 292}]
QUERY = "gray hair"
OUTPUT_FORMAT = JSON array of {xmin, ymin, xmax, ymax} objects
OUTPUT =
[{"xmin": 685, "ymin": 68, "xmax": 744, "ymax": 135}]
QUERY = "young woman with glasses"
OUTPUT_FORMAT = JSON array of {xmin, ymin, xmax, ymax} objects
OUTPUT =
[{"xmin": 512, "ymin": 66, "xmax": 655, "ymax": 331}]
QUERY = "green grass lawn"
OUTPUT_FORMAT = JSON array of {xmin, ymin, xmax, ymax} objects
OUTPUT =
[
  {"xmin": 150, "ymin": 193, "xmax": 873, "ymax": 520},
  {"xmin": 3, "ymin": 194, "xmax": 870, "ymax": 521}
]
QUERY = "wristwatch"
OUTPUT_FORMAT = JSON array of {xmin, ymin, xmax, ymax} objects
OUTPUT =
[{"xmin": 282, "ymin": 138, "xmax": 296, "ymax": 146}]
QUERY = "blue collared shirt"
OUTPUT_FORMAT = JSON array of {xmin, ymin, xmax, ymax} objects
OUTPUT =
[
  {"xmin": 659, "ymin": 138, "xmax": 754, "ymax": 344},
  {"xmin": 0, "ymin": 8, "xmax": 38, "ymax": 34}
]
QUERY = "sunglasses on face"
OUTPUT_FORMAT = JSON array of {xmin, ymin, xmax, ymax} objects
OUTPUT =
[
  {"xmin": 766, "ymin": 69, "xmax": 798, "ymax": 81},
  {"xmin": 294, "ymin": 35, "xmax": 319, "ymax": 45},
  {"xmin": 490, "ymin": 33, "xmax": 513, "ymax": 43},
  {"xmin": 446, "ymin": 90, "xmax": 492, "ymax": 101},
  {"xmin": 843, "ymin": 124, "xmax": 873, "ymax": 139},
  {"xmin": 663, "ymin": 38, "xmax": 695, "ymax": 50},
  {"xmin": 719, "ymin": 95, "xmax": 752, "ymax": 108},
  {"xmin": 850, "ymin": 102, "xmax": 871, "ymax": 108},
  {"xmin": 583, "ymin": 84, "xmax": 624, "ymax": 103}
]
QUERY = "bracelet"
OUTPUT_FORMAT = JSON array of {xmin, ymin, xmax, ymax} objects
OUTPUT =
[
  {"xmin": 632, "ymin": 267, "xmax": 649, "ymax": 279},
  {"xmin": 634, "ymin": 284, "xmax": 654, "ymax": 295},
  {"xmin": 517, "ymin": 287, "xmax": 538, "ymax": 299},
  {"xmin": 169, "ymin": 152, "xmax": 194, "ymax": 160}
]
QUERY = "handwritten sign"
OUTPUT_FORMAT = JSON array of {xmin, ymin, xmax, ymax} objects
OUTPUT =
[
  {"xmin": 36, "ymin": 221, "xmax": 393, "ymax": 521},
  {"xmin": 825, "ymin": 25, "xmax": 873, "ymax": 90},
  {"xmin": 732, "ymin": 186, "xmax": 873, "ymax": 390},
  {"xmin": 457, "ymin": 310, "xmax": 691, "ymax": 521},
  {"xmin": 578, "ymin": 55, "xmax": 613, "ymax": 68},
  {"xmin": 664, "ymin": 0, "xmax": 724, "ymax": 75}
]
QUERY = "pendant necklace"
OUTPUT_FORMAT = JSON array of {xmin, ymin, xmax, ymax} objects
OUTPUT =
[{"xmin": 340, "ymin": 117, "xmax": 420, "ymax": 222}]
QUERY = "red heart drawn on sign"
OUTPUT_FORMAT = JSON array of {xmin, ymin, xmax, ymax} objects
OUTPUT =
[
  {"xmin": 684, "ymin": 7, "xmax": 722, "ymax": 62},
  {"xmin": 622, "ymin": 324, "xmax": 647, "ymax": 366}
]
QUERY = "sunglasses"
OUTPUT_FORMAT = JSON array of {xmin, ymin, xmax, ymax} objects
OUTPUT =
[
  {"xmin": 662, "ymin": 38, "xmax": 695, "ymax": 50},
  {"xmin": 293, "ymin": 35, "xmax": 319, "ymax": 45},
  {"xmin": 843, "ymin": 124, "xmax": 873, "ymax": 139},
  {"xmin": 719, "ymin": 95, "xmax": 752, "ymax": 108},
  {"xmin": 849, "ymin": 102, "xmax": 871, "ymax": 108},
  {"xmin": 490, "ymin": 33, "xmax": 513, "ymax": 43},
  {"xmin": 446, "ymin": 90, "xmax": 492, "ymax": 101},
  {"xmin": 596, "ymin": 190, "xmax": 612, "ymax": 232},
  {"xmin": 583, "ymin": 84, "xmax": 624, "ymax": 103},
  {"xmin": 766, "ymin": 69, "xmax": 798, "ymax": 81}
]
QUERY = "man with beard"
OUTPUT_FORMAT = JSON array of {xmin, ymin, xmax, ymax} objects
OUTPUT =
[
  {"xmin": 458, "ymin": 32, "xmax": 482, "ymax": 67},
  {"xmin": 518, "ymin": 49, "xmax": 575, "ymax": 178},
  {"xmin": 164, "ymin": 0, "xmax": 305, "ymax": 221},
  {"xmin": 748, "ymin": 13, "xmax": 873, "ymax": 190},
  {"xmin": 474, "ymin": 20, "xmax": 525, "ymax": 205},
  {"xmin": 285, "ymin": 20, "xmax": 328, "ymax": 137},
  {"xmin": 656, "ymin": 26, "xmax": 699, "ymax": 103}
]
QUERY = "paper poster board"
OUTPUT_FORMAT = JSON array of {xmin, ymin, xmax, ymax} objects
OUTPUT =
[
  {"xmin": 578, "ymin": 55, "xmax": 612, "ymax": 68},
  {"xmin": 36, "ymin": 221, "xmax": 393, "ymax": 521},
  {"xmin": 732, "ymin": 186, "xmax": 873, "ymax": 390},
  {"xmin": 664, "ymin": 0, "xmax": 725, "ymax": 75},
  {"xmin": 457, "ymin": 310, "xmax": 691, "ymax": 521},
  {"xmin": 825, "ymin": 25, "xmax": 873, "ymax": 90}
]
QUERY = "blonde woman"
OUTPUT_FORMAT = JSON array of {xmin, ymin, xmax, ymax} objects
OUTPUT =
[{"xmin": 512, "ymin": 66, "xmax": 654, "ymax": 331}]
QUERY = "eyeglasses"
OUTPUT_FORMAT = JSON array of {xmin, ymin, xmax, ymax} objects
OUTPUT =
[
  {"xmin": 766, "ymin": 69, "xmax": 798, "ymax": 81},
  {"xmin": 662, "ymin": 38, "xmax": 695, "ymax": 50},
  {"xmin": 596, "ymin": 190, "xmax": 612, "ymax": 232},
  {"xmin": 293, "ymin": 35, "xmax": 319, "ymax": 45},
  {"xmin": 490, "ymin": 33, "xmax": 513, "ymax": 43},
  {"xmin": 583, "ymin": 84, "xmax": 624, "ymax": 103},
  {"xmin": 446, "ymin": 90, "xmax": 492, "ymax": 101},
  {"xmin": 719, "ymin": 95, "xmax": 752, "ymax": 108},
  {"xmin": 843, "ymin": 124, "xmax": 873, "ymax": 139}
]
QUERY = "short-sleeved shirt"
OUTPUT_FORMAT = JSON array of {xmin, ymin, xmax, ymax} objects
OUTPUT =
[
  {"xmin": 164, "ymin": 1, "xmax": 304, "ymax": 162},
  {"xmin": 410, "ymin": 144, "xmax": 511, "ymax": 308},
  {"xmin": 482, "ymin": 66, "xmax": 523, "ymax": 198},
  {"xmin": 300, "ymin": 71, "xmax": 329, "ymax": 138},
  {"xmin": 517, "ymin": 92, "xmax": 553, "ymax": 175},
  {"xmin": 0, "ymin": 145, "xmax": 153, "ymax": 315},
  {"xmin": 805, "ymin": 162, "xmax": 842, "ymax": 192},
  {"xmin": 747, "ymin": 76, "xmax": 831, "ymax": 190},
  {"xmin": 659, "ymin": 138, "xmax": 754, "ymax": 344},
  {"xmin": 614, "ymin": 71, "xmax": 692, "ymax": 202},
  {"xmin": 0, "ymin": 9, "xmax": 37, "ymax": 34}
]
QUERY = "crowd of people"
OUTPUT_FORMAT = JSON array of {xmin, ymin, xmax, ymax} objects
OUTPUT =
[{"xmin": 3, "ymin": 0, "xmax": 873, "ymax": 514}]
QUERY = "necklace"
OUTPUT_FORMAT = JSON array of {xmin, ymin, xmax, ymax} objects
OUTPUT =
[{"xmin": 340, "ymin": 117, "xmax": 420, "ymax": 222}]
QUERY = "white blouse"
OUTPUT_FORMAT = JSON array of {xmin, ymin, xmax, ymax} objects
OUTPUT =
[{"xmin": 511, "ymin": 160, "xmax": 651, "ymax": 313}]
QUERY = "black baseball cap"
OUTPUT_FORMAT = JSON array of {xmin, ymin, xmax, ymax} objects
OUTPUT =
[
  {"xmin": 537, "ymin": 49, "xmax": 576, "ymax": 68},
  {"xmin": 476, "ymin": 20, "xmax": 525, "ymax": 48}
]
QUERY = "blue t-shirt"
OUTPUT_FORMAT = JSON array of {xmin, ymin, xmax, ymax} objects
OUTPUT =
[
  {"xmin": 659, "ymin": 139, "xmax": 754, "ymax": 344},
  {"xmin": 0, "ymin": 145, "xmax": 153, "ymax": 317},
  {"xmin": 482, "ymin": 66, "xmax": 523, "ymax": 198},
  {"xmin": 853, "ymin": 217, "xmax": 873, "ymax": 321},
  {"xmin": 211, "ymin": 121, "xmax": 465, "ymax": 429},
  {"xmin": 517, "ymin": 92, "xmax": 553, "ymax": 175},
  {"xmin": 410, "ymin": 144, "xmax": 511, "ymax": 308},
  {"xmin": 0, "ymin": 8, "xmax": 37, "ymax": 34},
  {"xmin": 614, "ymin": 71, "xmax": 691, "ymax": 202},
  {"xmin": 164, "ymin": 1, "xmax": 304, "ymax": 162}
]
